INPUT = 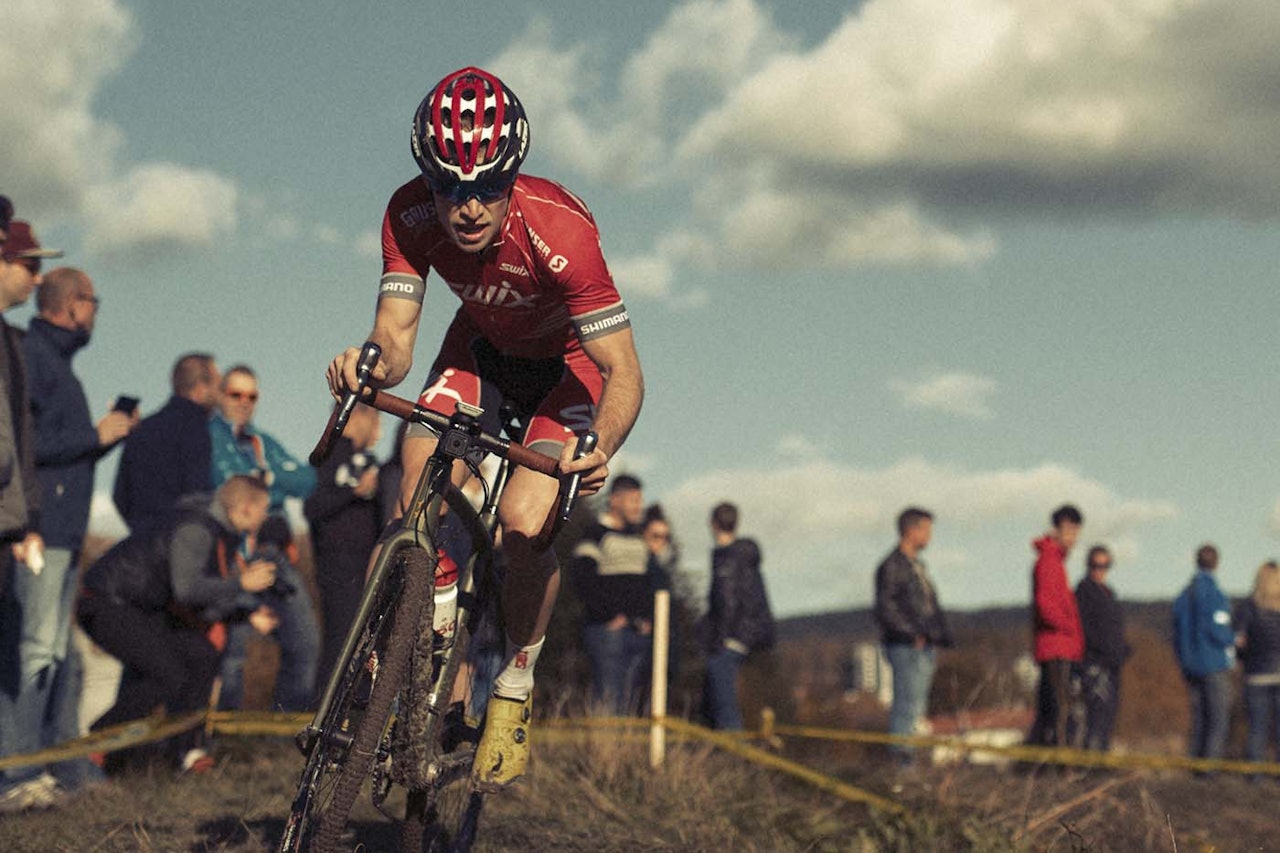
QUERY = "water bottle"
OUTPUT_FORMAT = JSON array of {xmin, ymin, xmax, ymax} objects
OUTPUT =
[{"xmin": 433, "ymin": 549, "xmax": 459, "ymax": 647}]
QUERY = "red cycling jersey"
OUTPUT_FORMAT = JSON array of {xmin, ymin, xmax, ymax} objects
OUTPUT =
[
  {"xmin": 379, "ymin": 174, "xmax": 629, "ymax": 361},
  {"xmin": 380, "ymin": 174, "xmax": 630, "ymax": 451}
]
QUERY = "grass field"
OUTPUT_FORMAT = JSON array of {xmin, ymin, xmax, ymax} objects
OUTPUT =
[{"xmin": 2, "ymin": 723, "xmax": 1277, "ymax": 852}]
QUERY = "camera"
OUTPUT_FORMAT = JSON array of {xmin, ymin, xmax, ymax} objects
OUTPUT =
[{"xmin": 251, "ymin": 542, "xmax": 297, "ymax": 598}]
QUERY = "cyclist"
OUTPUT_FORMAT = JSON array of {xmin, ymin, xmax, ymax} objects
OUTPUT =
[{"xmin": 327, "ymin": 67, "xmax": 643, "ymax": 789}]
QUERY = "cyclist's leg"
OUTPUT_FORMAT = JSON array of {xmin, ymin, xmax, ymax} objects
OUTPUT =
[{"xmin": 473, "ymin": 356, "xmax": 598, "ymax": 788}]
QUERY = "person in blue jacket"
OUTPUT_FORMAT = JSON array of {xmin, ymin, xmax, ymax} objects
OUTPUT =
[
  {"xmin": 208, "ymin": 365, "xmax": 318, "ymax": 712},
  {"xmin": 1172, "ymin": 543, "xmax": 1236, "ymax": 764}
]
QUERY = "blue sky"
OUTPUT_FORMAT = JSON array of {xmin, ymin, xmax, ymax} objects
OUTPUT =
[{"xmin": 5, "ymin": 0, "xmax": 1280, "ymax": 616}]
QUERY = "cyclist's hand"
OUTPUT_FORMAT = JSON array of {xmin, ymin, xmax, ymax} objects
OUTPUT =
[
  {"xmin": 558, "ymin": 443, "xmax": 609, "ymax": 497},
  {"xmin": 240, "ymin": 559, "xmax": 277, "ymax": 593},
  {"xmin": 326, "ymin": 346, "xmax": 390, "ymax": 400}
]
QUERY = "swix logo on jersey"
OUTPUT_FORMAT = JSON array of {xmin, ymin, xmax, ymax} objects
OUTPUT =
[
  {"xmin": 398, "ymin": 202, "xmax": 434, "ymax": 229},
  {"xmin": 445, "ymin": 279, "xmax": 539, "ymax": 309},
  {"xmin": 499, "ymin": 262, "xmax": 529, "ymax": 277},
  {"xmin": 548, "ymin": 255, "xmax": 568, "ymax": 273}
]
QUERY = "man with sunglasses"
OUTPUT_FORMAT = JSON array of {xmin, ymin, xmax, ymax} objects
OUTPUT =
[
  {"xmin": 209, "ymin": 364, "xmax": 318, "ymax": 712},
  {"xmin": 327, "ymin": 67, "xmax": 644, "ymax": 790},
  {"xmin": 1074, "ymin": 545, "xmax": 1131, "ymax": 752}
]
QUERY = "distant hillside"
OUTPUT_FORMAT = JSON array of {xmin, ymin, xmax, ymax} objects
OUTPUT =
[{"xmin": 777, "ymin": 598, "xmax": 1178, "ymax": 644}]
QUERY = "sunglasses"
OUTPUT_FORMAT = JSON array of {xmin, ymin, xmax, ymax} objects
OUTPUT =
[
  {"xmin": 1091, "ymin": 562, "xmax": 1112, "ymax": 570},
  {"xmin": 8, "ymin": 257, "xmax": 40, "ymax": 274},
  {"xmin": 425, "ymin": 174, "xmax": 515, "ymax": 205},
  {"xmin": 225, "ymin": 390, "xmax": 259, "ymax": 402}
]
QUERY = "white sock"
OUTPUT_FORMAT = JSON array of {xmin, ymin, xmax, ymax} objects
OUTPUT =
[{"xmin": 492, "ymin": 636, "xmax": 544, "ymax": 701}]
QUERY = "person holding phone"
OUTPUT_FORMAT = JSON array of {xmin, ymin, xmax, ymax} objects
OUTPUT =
[{"xmin": 2, "ymin": 266, "xmax": 135, "ymax": 805}]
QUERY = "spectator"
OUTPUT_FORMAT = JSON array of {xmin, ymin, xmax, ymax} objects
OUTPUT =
[
  {"xmin": 1173, "ymin": 543, "xmax": 1235, "ymax": 766},
  {"xmin": 1075, "ymin": 545, "xmax": 1131, "ymax": 751},
  {"xmin": 1027, "ymin": 503, "xmax": 1084, "ymax": 748},
  {"xmin": 77, "ymin": 476, "xmax": 278, "ymax": 774},
  {"xmin": 1233, "ymin": 560, "xmax": 1280, "ymax": 767},
  {"xmin": 3, "ymin": 267, "xmax": 136, "ymax": 800},
  {"xmin": 0, "ymin": 219, "xmax": 58, "ymax": 813},
  {"xmin": 112, "ymin": 353, "xmax": 220, "ymax": 535},
  {"xmin": 208, "ymin": 364, "xmax": 318, "ymax": 712},
  {"xmin": 641, "ymin": 503, "xmax": 681, "ymax": 689},
  {"xmin": 570, "ymin": 475, "xmax": 653, "ymax": 714},
  {"xmin": 304, "ymin": 402, "xmax": 382, "ymax": 696},
  {"xmin": 702, "ymin": 502, "xmax": 774, "ymax": 731},
  {"xmin": 874, "ymin": 507, "xmax": 952, "ymax": 764}
]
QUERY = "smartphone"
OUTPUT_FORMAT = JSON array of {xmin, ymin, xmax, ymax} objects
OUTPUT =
[{"xmin": 114, "ymin": 395, "xmax": 140, "ymax": 415}]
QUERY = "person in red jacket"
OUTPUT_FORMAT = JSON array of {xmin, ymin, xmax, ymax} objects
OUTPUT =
[{"xmin": 1027, "ymin": 503, "xmax": 1084, "ymax": 748}]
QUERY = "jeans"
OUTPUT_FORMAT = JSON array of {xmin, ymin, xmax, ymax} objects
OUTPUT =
[
  {"xmin": 1080, "ymin": 663, "xmax": 1122, "ymax": 752},
  {"xmin": 582, "ymin": 621, "xmax": 650, "ymax": 715},
  {"xmin": 1028, "ymin": 659, "xmax": 1075, "ymax": 747},
  {"xmin": 1245, "ymin": 682, "xmax": 1280, "ymax": 763},
  {"xmin": 885, "ymin": 643, "xmax": 936, "ymax": 762},
  {"xmin": 1186, "ymin": 670, "xmax": 1233, "ymax": 761},
  {"xmin": 0, "ymin": 548, "xmax": 97, "ymax": 789},
  {"xmin": 218, "ymin": 560, "xmax": 319, "ymax": 712},
  {"xmin": 703, "ymin": 646, "xmax": 747, "ymax": 731}
]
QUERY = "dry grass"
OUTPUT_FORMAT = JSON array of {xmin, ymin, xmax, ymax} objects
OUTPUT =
[{"xmin": 2, "ymin": 723, "xmax": 1277, "ymax": 852}]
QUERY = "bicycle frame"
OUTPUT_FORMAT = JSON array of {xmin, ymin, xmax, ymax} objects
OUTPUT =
[{"xmin": 301, "ymin": 401, "xmax": 514, "ymax": 759}]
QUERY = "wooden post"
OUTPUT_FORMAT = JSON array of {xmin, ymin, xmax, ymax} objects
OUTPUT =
[{"xmin": 649, "ymin": 590, "xmax": 670, "ymax": 769}]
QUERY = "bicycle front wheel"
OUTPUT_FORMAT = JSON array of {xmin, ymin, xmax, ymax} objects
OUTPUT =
[{"xmin": 279, "ymin": 545, "xmax": 435, "ymax": 852}]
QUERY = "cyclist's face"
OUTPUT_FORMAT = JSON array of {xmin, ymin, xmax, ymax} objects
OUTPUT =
[{"xmin": 432, "ymin": 191, "xmax": 509, "ymax": 254}]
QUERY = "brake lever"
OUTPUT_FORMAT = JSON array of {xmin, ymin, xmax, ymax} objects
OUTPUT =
[{"xmin": 558, "ymin": 431, "xmax": 599, "ymax": 523}]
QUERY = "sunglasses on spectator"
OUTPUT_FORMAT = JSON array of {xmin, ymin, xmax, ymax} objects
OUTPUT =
[
  {"xmin": 1091, "ymin": 561, "xmax": 1112, "ymax": 570},
  {"xmin": 8, "ymin": 257, "xmax": 40, "ymax": 274},
  {"xmin": 425, "ymin": 174, "xmax": 515, "ymax": 205},
  {"xmin": 225, "ymin": 390, "xmax": 259, "ymax": 402}
]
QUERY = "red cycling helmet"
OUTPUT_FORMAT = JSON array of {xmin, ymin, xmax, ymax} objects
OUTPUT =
[{"xmin": 411, "ymin": 67, "xmax": 529, "ymax": 200}]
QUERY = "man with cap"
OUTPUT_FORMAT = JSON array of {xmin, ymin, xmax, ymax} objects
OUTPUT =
[{"xmin": 0, "ymin": 214, "xmax": 72, "ymax": 812}]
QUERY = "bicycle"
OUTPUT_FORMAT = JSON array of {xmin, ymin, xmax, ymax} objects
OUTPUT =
[{"xmin": 279, "ymin": 342, "xmax": 594, "ymax": 852}]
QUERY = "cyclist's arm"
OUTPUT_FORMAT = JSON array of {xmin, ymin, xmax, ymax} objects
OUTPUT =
[
  {"xmin": 561, "ymin": 327, "xmax": 644, "ymax": 488},
  {"xmin": 328, "ymin": 295, "xmax": 422, "ymax": 397}
]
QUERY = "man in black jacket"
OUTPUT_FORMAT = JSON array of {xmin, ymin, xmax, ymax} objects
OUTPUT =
[
  {"xmin": 112, "ymin": 353, "xmax": 220, "ymax": 535},
  {"xmin": 6, "ymin": 267, "xmax": 135, "ymax": 797},
  {"xmin": 874, "ymin": 507, "xmax": 952, "ymax": 764},
  {"xmin": 703, "ymin": 502, "xmax": 774, "ymax": 730},
  {"xmin": 304, "ymin": 402, "xmax": 382, "ymax": 696},
  {"xmin": 78, "ymin": 475, "xmax": 278, "ymax": 773},
  {"xmin": 1075, "ymin": 545, "xmax": 1130, "ymax": 751}
]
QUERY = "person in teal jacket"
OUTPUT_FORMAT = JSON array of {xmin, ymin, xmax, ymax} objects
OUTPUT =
[{"xmin": 208, "ymin": 365, "xmax": 318, "ymax": 712}]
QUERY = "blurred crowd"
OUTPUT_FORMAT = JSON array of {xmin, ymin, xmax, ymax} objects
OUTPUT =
[
  {"xmin": 0, "ymin": 198, "xmax": 779, "ymax": 815},
  {"xmin": 2, "ymin": 199, "xmax": 1274, "ymax": 820},
  {"xmin": 872, "ymin": 502, "xmax": 1280, "ymax": 781}
]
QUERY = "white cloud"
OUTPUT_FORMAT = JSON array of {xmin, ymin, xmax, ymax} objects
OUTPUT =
[
  {"xmin": 83, "ymin": 163, "xmax": 238, "ymax": 254},
  {"xmin": 355, "ymin": 230, "xmax": 382, "ymax": 259},
  {"xmin": 891, "ymin": 371, "xmax": 999, "ymax": 420},
  {"xmin": 500, "ymin": 0, "xmax": 1280, "ymax": 278},
  {"xmin": 662, "ymin": 455, "xmax": 1177, "ymax": 552},
  {"xmin": 682, "ymin": 0, "xmax": 1280, "ymax": 218},
  {"xmin": 0, "ymin": 0, "xmax": 241, "ymax": 257}
]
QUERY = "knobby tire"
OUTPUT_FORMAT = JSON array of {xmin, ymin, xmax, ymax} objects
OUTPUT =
[
  {"xmin": 311, "ymin": 547, "xmax": 435, "ymax": 852},
  {"xmin": 399, "ymin": 487, "xmax": 495, "ymax": 853}
]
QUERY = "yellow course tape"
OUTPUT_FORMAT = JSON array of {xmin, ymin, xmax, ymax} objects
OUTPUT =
[{"xmin": 5, "ymin": 710, "xmax": 1276, "ymax": 788}]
